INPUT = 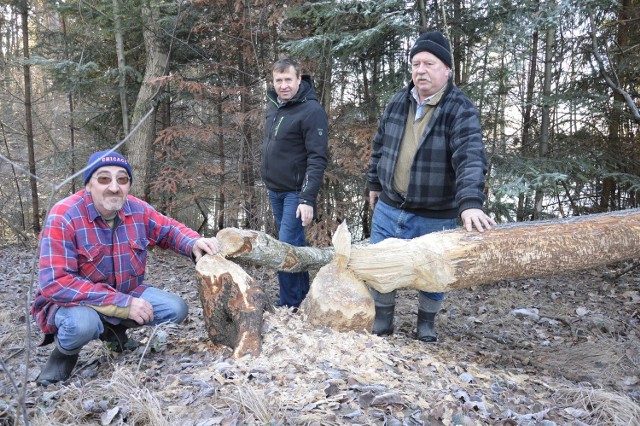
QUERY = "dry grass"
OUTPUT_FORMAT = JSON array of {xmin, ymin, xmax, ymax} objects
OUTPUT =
[
  {"xmin": 556, "ymin": 386, "xmax": 640, "ymax": 426},
  {"xmin": 224, "ymin": 383, "xmax": 283, "ymax": 424},
  {"xmin": 29, "ymin": 366, "xmax": 174, "ymax": 425}
]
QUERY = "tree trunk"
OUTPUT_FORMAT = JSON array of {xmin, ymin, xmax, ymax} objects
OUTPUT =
[
  {"xmin": 61, "ymin": 15, "xmax": 77, "ymax": 194},
  {"xmin": 216, "ymin": 93, "xmax": 225, "ymax": 232},
  {"xmin": 20, "ymin": 2, "xmax": 40, "ymax": 233},
  {"xmin": 238, "ymin": 53, "xmax": 258, "ymax": 229},
  {"xmin": 518, "ymin": 18, "xmax": 539, "ymax": 222},
  {"xmin": 208, "ymin": 209, "xmax": 640, "ymax": 349},
  {"xmin": 195, "ymin": 254, "xmax": 267, "ymax": 358},
  {"xmin": 217, "ymin": 227, "xmax": 334, "ymax": 273},
  {"xmin": 128, "ymin": 1, "xmax": 168, "ymax": 199},
  {"xmin": 533, "ymin": 14, "xmax": 555, "ymax": 220},
  {"xmin": 112, "ymin": 0, "xmax": 129, "ymax": 136},
  {"xmin": 218, "ymin": 209, "xmax": 640, "ymax": 293},
  {"xmin": 350, "ymin": 209, "xmax": 640, "ymax": 293},
  {"xmin": 1, "ymin": 122, "xmax": 26, "ymax": 231}
]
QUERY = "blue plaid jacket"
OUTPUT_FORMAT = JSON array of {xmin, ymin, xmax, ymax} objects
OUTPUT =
[{"xmin": 367, "ymin": 80, "xmax": 487, "ymax": 216}]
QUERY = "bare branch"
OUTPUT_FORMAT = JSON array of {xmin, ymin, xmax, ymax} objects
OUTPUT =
[{"xmin": 589, "ymin": 16, "xmax": 640, "ymax": 124}]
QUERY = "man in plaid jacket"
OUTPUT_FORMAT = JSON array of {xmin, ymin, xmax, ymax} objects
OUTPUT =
[
  {"xmin": 33, "ymin": 150, "xmax": 220, "ymax": 386},
  {"xmin": 367, "ymin": 31, "xmax": 495, "ymax": 342}
]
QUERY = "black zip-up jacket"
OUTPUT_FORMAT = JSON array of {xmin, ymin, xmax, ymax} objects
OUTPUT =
[{"xmin": 261, "ymin": 76, "xmax": 329, "ymax": 206}]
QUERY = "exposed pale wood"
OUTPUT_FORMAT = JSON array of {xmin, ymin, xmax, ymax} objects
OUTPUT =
[
  {"xmin": 218, "ymin": 210, "xmax": 640, "ymax": 293},
  {"xmin": 301, "ymin": 222, "xmax": 375, "ymax": 332},
  {"xmin": 204, "ymin": 210, "xmax": 640, "ymax": 339},
  {"xmin": 349, "ymin": 209, "xmax": 640, "ymax": 293},
  {"xmin": 217, "ymin": 227, "xmax": 334, "ymax": 272},
  {"xmin": 195, "ymin": 254, "xmax": 267, "ymax": 357}
]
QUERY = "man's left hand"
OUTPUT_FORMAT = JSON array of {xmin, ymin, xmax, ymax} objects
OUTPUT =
[
  {"xmin": 296, "ymin": 204, "xmax": 314, "ymax": 227},
  {"xmin": 460, "ymin": 208, "xmax": 496, "ymax": 233},
  {"xmin": 192, "ymin": 237, "xmax": 220, "ymax": 261}
]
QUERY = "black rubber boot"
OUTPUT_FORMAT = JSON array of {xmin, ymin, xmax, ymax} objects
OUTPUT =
[
  {"xmin": 100, "ymin": 320, "xmax": 140, "ymax": 353},
  {"xmin": 416, "ymin": 295, "xmax": 443, "ymax": 343},
  {"xmin": 417, "ymin": 309, "xmax": 439, "ymax": 342},
  {"xmin": 372, "ymin": 305, "xmax": 395, "ymax": 336},
  {"xmin": 36, "ymin": 346, "xmax": 79, "ymax": 387}
]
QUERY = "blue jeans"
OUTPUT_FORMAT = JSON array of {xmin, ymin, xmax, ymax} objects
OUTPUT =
[
  {"xmin": 370, "ymin": 199, "xmax": 457, "ymax": 304},
  {"xmin": 268, "ymin": 190, "xmax": 310, "ymax": 307},
  {"xmin": 54, "ymin": 287, "xmax": 188, "ymax": 351}
]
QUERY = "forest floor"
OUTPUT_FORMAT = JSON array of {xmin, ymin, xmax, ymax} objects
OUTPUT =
[{"xmin": 1, "ymin": 241, "xmax": 640, "ymax": 426}]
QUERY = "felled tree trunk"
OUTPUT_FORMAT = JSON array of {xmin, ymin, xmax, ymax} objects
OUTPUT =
[
  {"xmin": 207, "ymin": 209, "xmax": 640, "ymax": 339},
  {"xmin": 217, "ymin": 227, "xmax": 334, "ymax": 272},
  {"xmin": 218, "ymin": 209, "xmax": 640, "ymax": 293},
  {"xmin": 349, "ymin": 208, "xmax": 640, "ymax": 293},
  {"xmin": 195, "ymin": 254, "xmax": 267, "ymax": 358}
]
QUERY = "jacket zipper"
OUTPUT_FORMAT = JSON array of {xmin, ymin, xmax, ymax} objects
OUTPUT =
[{"xmin": 265, "ymin": 109, "xmax": 284, "ymax": 176}]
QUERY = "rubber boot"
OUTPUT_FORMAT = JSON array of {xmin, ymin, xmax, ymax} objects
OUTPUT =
[
  {"xmin": 36, "ymin": 345, "xmax": 80, "ymax": 387},
  {"xmin": 371, "ymin": 289, "xmax": 396, "ymax": 336},
  {"xmin": 372, "ymin": 305, "xmax": 395, "ymax": 336},
  {"xmin": 417, "ymin": 296, "xmax": 443, "ymax": 343},
  {"xmin": 100, "ymin": 320, "xmax": 140, "ymax": 353}
]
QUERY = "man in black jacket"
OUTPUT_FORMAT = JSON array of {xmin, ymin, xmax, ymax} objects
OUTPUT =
[{"xmin": 261, "ymin": 57, "xmax": 329, "ymax": 308}]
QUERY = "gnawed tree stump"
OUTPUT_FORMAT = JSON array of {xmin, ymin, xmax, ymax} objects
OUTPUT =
[
  {"xmin": 217, "ymin": 227, "xmax": 334, "ymax": 272},
  {"xmin": 300, "ymin": 223, "xmax": 375, "ymax": 332},
  {"xmin": 195, "ymin": 254, "xmax": 267, "ymax": 358}
]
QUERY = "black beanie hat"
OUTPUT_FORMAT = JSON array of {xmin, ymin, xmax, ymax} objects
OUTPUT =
[{"xmin": 409, "ymin": 31, "xmax": 452, "ymax": 68}]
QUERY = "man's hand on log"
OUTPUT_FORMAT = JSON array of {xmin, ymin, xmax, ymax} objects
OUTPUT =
[
  {"xmin": 193, "ymin": 237, "xmax": 221, "ymax": 261},
  {"xmin": 461, "ymin": 208, "xmax": 496, "ymax": 233}
]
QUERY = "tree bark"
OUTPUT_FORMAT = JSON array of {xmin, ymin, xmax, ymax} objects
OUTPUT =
[
  {"xmin": 349, "ymin": 209, "xmax": 640, "ymax": 293},
  {"xmin": 19, "ymin": 2, "xmax": 40, "ymax": 233},
  {"xmin": 128, "ymin": 1, "xmax": 169, "ymax": 199},
  {"xmin": 216, "ymin": 93, "xmax": 225, "ymax": 232},
  {"xmin": 195, "ymin": 254, "xmax": 267, "ymax": 358},
  {"xmin": 533, "ymin": 13, "xmax": 555, "ymax": 219},
  {"xmin": 112, "ymin": 0, "xmax": 129, "ymax": 136},
  {"xmin": 217, "ymin": 227, "xmax": 334, "ymax": 272},
  {"xmin": 518, "ymin": 5, "xmax": 539, "ymax": 222}
]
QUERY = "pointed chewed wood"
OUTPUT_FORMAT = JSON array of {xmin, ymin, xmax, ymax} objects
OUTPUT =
[{"xmin": 301, "ymin": 222, "xmax": 375, "ymax": 333}]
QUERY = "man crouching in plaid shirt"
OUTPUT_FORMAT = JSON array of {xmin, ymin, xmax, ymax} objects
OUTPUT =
[{"xmin": 32, "ymin": 150, "xmax": 220, "ymax": 386}]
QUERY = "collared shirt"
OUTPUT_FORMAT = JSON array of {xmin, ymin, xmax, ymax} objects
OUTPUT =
[
  {"xmin": 32, "ymin": 190, "xmax": 200, "ymax": 334},
  {"xmin": 411, "ymin": 86, "xmax": 446, "ymax": 121}
]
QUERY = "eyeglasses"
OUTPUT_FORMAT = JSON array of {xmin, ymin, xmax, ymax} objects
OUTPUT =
[{"xmin": 93, "ymin": 175, "xmax": 130, "ymax": 185}]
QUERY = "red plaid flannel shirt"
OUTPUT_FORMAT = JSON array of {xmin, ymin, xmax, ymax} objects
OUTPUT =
[{"xmin": 32, "ymin": 190, "xmax": 200, "ymax": 334}]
